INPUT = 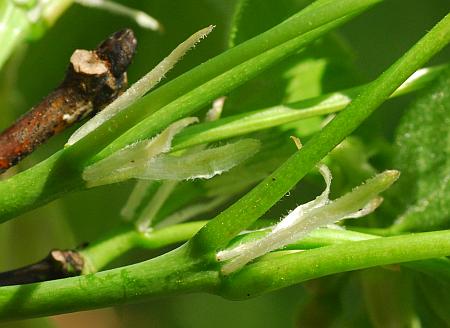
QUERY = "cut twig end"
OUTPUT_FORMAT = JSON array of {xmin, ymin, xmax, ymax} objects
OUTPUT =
[{"xmin": 70, "ymin": 50, "xmax": 108, "ymax": 75}]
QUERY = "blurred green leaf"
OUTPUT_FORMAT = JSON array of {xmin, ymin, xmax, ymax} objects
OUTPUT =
[
  {"xmin": 0, "ymin": 317, "xmax": 55, "ymax": 328},
  {"xmin": 360, "ymin": 268, "xmax": 418, "ymax": 328},
  {"xmin": 391, "ymin": 67, "xmax": 450, "ymax": 232},
  {"xmin": 224, "ymin": 0, "xmax": 360, "ymax": 115},
  {"xmin": 416, "ymin": 273, "xmax": 450, "ymax": 326},
  {"xmin": 326, "ymin": 137, "xmax": 377, "ymax": 195},
  {"xmin": 295, "ymin": 276, "xmax": 344, "ymax": 327},
  {"xmin": 295, "ymin": 274, "xmax": 374, "ymax": 327}
]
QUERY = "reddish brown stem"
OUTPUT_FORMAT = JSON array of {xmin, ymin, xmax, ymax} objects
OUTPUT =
[{"xmin": 0, "ymin": 29, "xmax": 137, "ymax": 173}]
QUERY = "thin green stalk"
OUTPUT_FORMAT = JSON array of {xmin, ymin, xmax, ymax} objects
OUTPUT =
[
  {"xmin": 347, "ymin": 225, "xmax": 395, "ymax": 236},
  {"xmin": 0, "ymin": 245, "xmax": 219, "ymax": 320},
  {"xmin": 0, "ymin": 3, "xmax": 372, "ymax": 223},
  {"xmin": 0, "ymin": 0, "xmax": 73, "ymax": 70},
  {"xmin": 64, "ymin": 0, "xmax": 383, "ymax": 164},
  {"xmin": 81, "ymin": 223, "xmax": 377, "ymax": 273},
  {"xmin": 0, "ymin": 63, "xmax": 441, "ymax": 223},
  {"xmin": 81, "ymin": 221, "xmax": 207, "ymax": 273},
  {"xmin": 80, "ymin": 226, "xmax": 141, "ymax": 274},
  {"xmin": 41, "ymin": 0, "xmax": 74, "ymax": 26},
  {"xmin": 172, "ymin": 65, "xmax": 445, "ymax": 151},
  {"xmin": 82, "ymin": 17, "xmax": 359, "ymax": 163},
  {"xmin": 0, "ymin": 1, "xmax": 29, "ymax": 70},
  {"xmin": 0, "ymin": 230, "xmax": 448, "ymax": 319},
  {"xmin": 135, "ymin": 181, "xmax": 178, "ymax": 231},
  {"xmin": 220, "ymin": 230, "xmax": 450, "ymax": 299},
  {"xmin": 81, "ymin": 222, "xmax": 375, "ymax": 273},
  {"xmin": 190, "ymin": 12, "xmax": 450, "ymax": 253},
  {"xmin": 81, "ymin": 221, "xmax": 448, "ymax": 285}
]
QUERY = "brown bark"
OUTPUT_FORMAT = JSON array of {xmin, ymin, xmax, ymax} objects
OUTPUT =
[
  {"xmin": 0, "ymin": 29, "xmax": 137, "ymax": 173},
  {"xmin": 0, "ymin": 249, "xmax": 85, "ymax": 286}
]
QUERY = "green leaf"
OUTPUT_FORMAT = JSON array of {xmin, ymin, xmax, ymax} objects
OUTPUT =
[
  {"xmin": 360, "ymin": 268, "xmax": 418, "ymax": 328},
  {"xmin": 391, "ymin": 67, "xmax": 450, "ymax": 232},
  {"xmin": 294, "ymin": 276, "xmax": 347, "ymax": 327},
  {"xmin": 416, "ymin": 273, "xmax": 450, "ymax": 326},
  {"xmin": 224, "ymin": 0, "xmax": 359, "ymax": 115},
  {"xmin": 228, "ymin": 0, "xmax": 308, "ymax": 49}
]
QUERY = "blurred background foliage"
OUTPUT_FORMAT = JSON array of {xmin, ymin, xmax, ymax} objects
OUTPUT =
[{"xmin": 0, "ymin": 0, "xmax": 449, "ymax": 327}]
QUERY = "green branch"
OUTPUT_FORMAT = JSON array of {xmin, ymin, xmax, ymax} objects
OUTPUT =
[
  {"xmin": 0, "ymin": 0, "xmax": 382, "ymax": 223},
  {"xmin": 0, "ymin": 0, "xmax": 74, "ymax": 70},
  {"xmin": 0, "ymin": 245, "xmax": 218, "ymax": 320},
  {"xmin": 171, "ymin": 65, "xmax": 445, "ymax": 151},
  {"xmin": 81, "ymin": 221, "xmax": 207, "ymax": 273},
  {"xmin": 190, "ymin": 11, "xmax": 450, "ymax": 253},
  {"xmin": 81, "ymin": 221, "xmax": 449, "ymax": 287},
  {"xmin": 65, "ymin": 0, "xmax": 384, "ymax": 164},
  {"xmin": 0, "ymin": 62, "xmax": 442, "ymax": 223},
  {"xmin": 81, "ymin": 222, "xmax": 379, "ymax": 273},
  {"xmin": 220, "ymin": 230, "xmax": 450, "ymax": 299},
  {"xmin": 4, "ymin": 0, "xmax": 448, "ymax": 322},
  {"xmin": 0, "ymin": 230, "xmax": 448, "ymax": 319}
]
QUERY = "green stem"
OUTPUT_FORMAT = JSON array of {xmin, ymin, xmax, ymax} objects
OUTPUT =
[
  {"xmin": 135, "ymin": 180, "xmax": 178, "ymax": 231},
  {"xmin": 0, "ymin": 61, "xmax": 438, "ymax": 224},
  {"xmin": 43, "ymin": 0, "xmax": 76, "ymax": 26},
  {"xmin": 81, "ymin": 221, "xmax": 207, "ymax": 273},
  {"xmin": 220, "ymin": 230, "xmax": 450, "ymax": 299},
  {"xmin": 0, "ymin": 152, "xmax": 84, "ymax": 222},
  {"xmin": 82, "ymin": 222, "xmax": 375, "ymax": 273},
  {"xmin": 346, "ymin": 225, "xmax": 395, "ymax": 236},
  {"xmin": 80, "ymin": 17, "xmax": 358, "ymax": 164},
  {"xmin": 81, "ymin": 221, "xmax": 448, "ymax": 286},
  {"xmin": 172, "ymin": 65, "xmax": 445, "ymax": 151},
  {"xmin": 191, "ymin": 12, "xmax": 450, "ymax": 253},
  {"xmin": 0, "ymin": 0, "xmax": 73, "ymax": 70},
  {"xmin": 64, "ymin": 0, "xmax": 383, "ymax": 164},
  {"xmin": 0, "ymin": 61, "xmax": 441, "ymax": 225},
  {"xmin": 0, "ymin": 230, "xmax": 448, "ymax": 319},
  {"xmin": 0, "ymin": 1, "xmax": 29, "ymax": 70},
  {"xmin": 0, "ymin": 1, "xmax": 376, "ymax": 223},
  {"xmin": 0, "ymin": 245, "xmax": 219, "ymax": 320},
  {"xmin": 81, "ymin": 223, "xmax": 377, "ymax": 273}
]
